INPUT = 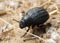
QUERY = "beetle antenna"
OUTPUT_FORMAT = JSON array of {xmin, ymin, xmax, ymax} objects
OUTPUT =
[{"xmin": 13, "ymin": 19, "xmax": 20, "ymax": 23}]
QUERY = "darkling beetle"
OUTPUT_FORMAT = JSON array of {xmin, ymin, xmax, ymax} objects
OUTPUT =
[{"xmin": 13, "ymin": 7, "xmax": 49, "ymax": 37}]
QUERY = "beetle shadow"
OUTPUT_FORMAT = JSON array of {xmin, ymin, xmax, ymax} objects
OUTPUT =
[{"xmin": 32, "ymin": 23, "xmax": 52, "ymax": 36}]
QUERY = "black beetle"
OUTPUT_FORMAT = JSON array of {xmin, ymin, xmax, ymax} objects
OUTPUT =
[
  {"xmin": 19, "ymin": 7, "xmax": 49, "ymax": 37},
  {"xmin": 13, "ymin": 7, "xmax": 49, "ymax": 37}
]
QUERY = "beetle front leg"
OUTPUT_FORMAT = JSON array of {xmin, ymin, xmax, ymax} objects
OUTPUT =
[{"xmin": 21, "ymin": 27, "xmax": 30, "ymax": 38}]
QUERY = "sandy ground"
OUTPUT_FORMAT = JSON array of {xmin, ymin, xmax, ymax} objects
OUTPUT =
[{"xmin": 0, "ymin": 0, "xmax": 60, "ymax": 43}]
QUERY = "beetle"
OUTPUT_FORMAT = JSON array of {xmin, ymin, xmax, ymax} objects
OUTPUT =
[
  {"xmin": 13, "ymin": 7, "xmax": 49, "ymax": 37},
  {"xmin": 19, "ymin": 7, "xmax": 49, "ymax": 37}
]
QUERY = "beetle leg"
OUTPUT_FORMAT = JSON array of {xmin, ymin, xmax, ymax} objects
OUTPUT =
[
  {"xmin": 32, "ymin": 25, "xmax": 35, "ymax": 29},
  {"xmin": 31, "ymin": 25, "xmax": 35, "ymax": 34},
  {"xmin": 36, "ymin": 24, "xmax": 39, "ymax": 27},
  {"xmin": 21, "ymin": 27, "xmax": 30, "ymax": 37}
]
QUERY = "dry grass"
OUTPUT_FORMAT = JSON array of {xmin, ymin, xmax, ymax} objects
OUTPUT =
[{"xmin": 0, "ymin": 0, "xmax": 60, "ymax": 43}]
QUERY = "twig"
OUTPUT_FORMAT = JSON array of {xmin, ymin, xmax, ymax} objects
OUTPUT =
[
  {"xmin": 23, "ymin": 37, "xmax": 38, "ymax": 42},
  {"xmin": 49, "ymin": 10, "xmax": 57, "ymax": 15},
  {"xmin": 49, "ymin": 3, "xmax": 60, "ymax": 15},
  {"xmin": 40, "ymin": 0, "xmax": 51, "ymax": 7}
]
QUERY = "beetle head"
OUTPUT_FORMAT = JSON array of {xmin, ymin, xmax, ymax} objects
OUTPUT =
[{"xmin": 19, "ymin": 20, "xmax": 26, "ymax": 29}]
